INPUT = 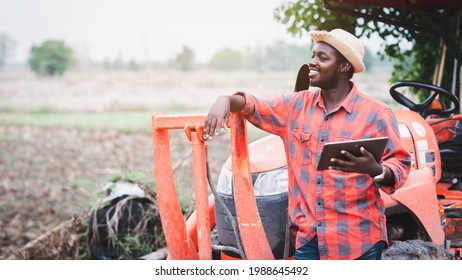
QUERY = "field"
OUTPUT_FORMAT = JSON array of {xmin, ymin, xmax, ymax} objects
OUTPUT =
[{"xmin": 0, "ymin": 66, "xmax": 393, "ymax": 259}]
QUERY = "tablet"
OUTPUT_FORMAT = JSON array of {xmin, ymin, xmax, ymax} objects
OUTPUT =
[{"xmin": 317, "ymin": 137, "xmax": 389, "ymax": 170}]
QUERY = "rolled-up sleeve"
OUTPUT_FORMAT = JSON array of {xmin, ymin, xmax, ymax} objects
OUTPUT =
[{"xmin": 235, "ymin": 91, "xmax": 294, "ymax": 137}]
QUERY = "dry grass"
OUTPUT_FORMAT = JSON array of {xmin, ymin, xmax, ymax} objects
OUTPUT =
[
  {"xmin": 0, "ymin": 66, "xmax": 393, "ymax": 113},
  {"xmin": 0, "ymin": 67, "xmax": 297, "ymax": 113}
]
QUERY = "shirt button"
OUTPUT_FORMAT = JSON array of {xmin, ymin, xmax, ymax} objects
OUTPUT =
[
  {"xmin": 318, "ymin": 222, "xmax": 322, "ymax": 227},
  {"xmin": 321, "ymin": 138, "xmax": 325, "ymax": 142},
  {"xmin": 317, "ymin": 201, "xmax": 321, "ymax": 206},
  {"xmin": 316, "ymin": 180, "xmax": 321, "ymax": 185},
  {"xmin": 324, "ymin": 116, "xmax": 329, "ymax": 121}
]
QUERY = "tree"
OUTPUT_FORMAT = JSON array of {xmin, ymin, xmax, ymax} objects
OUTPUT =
[
  {"xmin": 28, "ymin": 40, "xmax": 75, "ymax": 76},
  {"xmin": 207, "ymin": 41, "xmax": 376, "ymax": 72},
  {"xmin": 250, "ymin": 41, "xmax": 308, "ymax": 72},
  {"xmin": 274, "ymin": 0, "xmax": 461, "ymax": 99},
  {"xmin": 209, "ymin": 48, "xmax": 248, "ymax": 71},
  {"xmin": 0, "ymin": 33, "xmax": 16, "ymax": 68},
  {"xmin": 174, "ymin": 46, "xmax": 195, "ymax": 71}
]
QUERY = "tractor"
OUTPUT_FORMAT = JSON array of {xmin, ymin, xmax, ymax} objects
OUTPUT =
[{"xmin": 151, "ymin": 0, "xmax": 462, "ymax": 260}]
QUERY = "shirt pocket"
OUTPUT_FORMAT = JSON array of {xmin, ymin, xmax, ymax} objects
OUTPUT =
[{"xmin": 292, "ymin": 128, "xmax": 312, "ymax": 166}]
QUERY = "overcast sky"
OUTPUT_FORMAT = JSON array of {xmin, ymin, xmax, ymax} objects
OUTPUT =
[{"xmin": 0, "ymin": 0, "xmax": 315, "ymax": 64}]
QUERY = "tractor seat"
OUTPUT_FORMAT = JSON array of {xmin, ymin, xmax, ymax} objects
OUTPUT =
[
  {"xmin": 438, "ymin": 123, "xmax": 462, "ymax": 176},
  {"xmin": 438, "ymin": 120, "xmax": 462, "ymax": 161},
  {"xmin": 439, "ymin": 135, "xmax": 462, "ymax": 161}
]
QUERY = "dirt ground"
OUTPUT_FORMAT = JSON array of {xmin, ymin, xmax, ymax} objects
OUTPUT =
[
  {"xmin": 0, "ymin": 67, "xmax": 391, "ymax": 259},
  {"xmin": 0, "ymin": 125, "xmax": 149, "ymax": 258},
  {"xmin": 0, "ymin": 124, "xmax": 232, "ymax": 259}
]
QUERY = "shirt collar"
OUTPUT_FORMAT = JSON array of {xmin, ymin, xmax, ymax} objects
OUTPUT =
[{"xmin": 313, "ymin": 82, "xmax": 358, "ymax": 114}]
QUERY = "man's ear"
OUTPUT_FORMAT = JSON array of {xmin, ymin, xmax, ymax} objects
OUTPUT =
[{"xmin": 339, "ymin": 61, "xmax": 352, "ymax": 73}]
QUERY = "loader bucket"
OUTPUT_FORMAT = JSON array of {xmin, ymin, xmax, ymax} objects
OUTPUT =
[{"xmin": 152, "ymin": 112, "xmax": 274, "ymax": 260}]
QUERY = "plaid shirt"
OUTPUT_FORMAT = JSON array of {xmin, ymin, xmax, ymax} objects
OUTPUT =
[{"xmin": 238, "ymin": 83, "xmax": 411, "ymax": 260}]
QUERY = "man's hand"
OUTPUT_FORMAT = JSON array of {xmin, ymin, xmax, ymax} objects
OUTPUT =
[
  {"xmin": 204, "ymin": 94, "xmax": 246, "ymax": 140},
  {"xmin": 204, "ymin": 96, "xmax": 231, "ymax": 139},
  {"xmin": 328, "ymin": 146, "xmax": 383, "ymax": 176}
]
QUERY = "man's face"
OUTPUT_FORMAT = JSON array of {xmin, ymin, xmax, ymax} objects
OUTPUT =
[{"xmin": 308, "ymin": 42, "xmax": 343, "ymax": 89}]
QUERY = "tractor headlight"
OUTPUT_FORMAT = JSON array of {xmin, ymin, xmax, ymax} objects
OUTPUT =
[
  {"xmin": 253, "ymin": 167, "xmax": 288, "ymax": 196},
  {"xmin": 216, "ymin": 167, "xmax": 233, "ymax": 196},
  {"xmin": 216, "ymin": 166, "xmax": 288, "ymax": 197}
]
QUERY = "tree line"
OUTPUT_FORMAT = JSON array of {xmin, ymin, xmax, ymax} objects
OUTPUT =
[
  {"xmin": 0, "ymin": 32, "xmax": 380, "ymax": 76},
  {"xmin": 104, "ymin": 42, "xmax": 379, "ymax": 73}
]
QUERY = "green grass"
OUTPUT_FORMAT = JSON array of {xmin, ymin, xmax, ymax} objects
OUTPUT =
[
  {"xmin": 0, "ymin": 111, "xmax": 154, "ymax": 132},
  {"xmin": 0, "ymin": 110, "xmax": 274, "ymax": 140},
  {"xmin": 71, "ymin": 177, "xmax": 95, "ymax": 188}
]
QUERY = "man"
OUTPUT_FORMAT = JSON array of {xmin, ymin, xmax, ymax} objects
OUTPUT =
[{"xmin": 204, "ymin": 29, "xmax": 411, "ymax": 260}]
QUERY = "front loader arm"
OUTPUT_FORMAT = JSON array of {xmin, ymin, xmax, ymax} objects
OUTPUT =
[{"xmin": 152, "ymin": 113, "xmax": 274, "ymax": 260}]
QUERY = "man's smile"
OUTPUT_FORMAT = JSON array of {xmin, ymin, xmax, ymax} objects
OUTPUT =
[{"xmin": 309, "ymin": 68, "xmax": 319, "ymax": 79}]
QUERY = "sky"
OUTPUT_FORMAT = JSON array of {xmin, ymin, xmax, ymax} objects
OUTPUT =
[{"xmin": 0, "ymin": 0, "xmax": 313, "ymax": 64}]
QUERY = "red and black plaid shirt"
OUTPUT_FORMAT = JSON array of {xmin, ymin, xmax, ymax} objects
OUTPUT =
[{"xmin": 239, "ymin": 83, "xmax": 411, "ymax": 260}]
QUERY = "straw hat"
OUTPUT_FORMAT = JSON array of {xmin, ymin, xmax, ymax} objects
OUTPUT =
[{"xmin": 309, "ymin": 28, "xmax": 365, "ymax": 73}]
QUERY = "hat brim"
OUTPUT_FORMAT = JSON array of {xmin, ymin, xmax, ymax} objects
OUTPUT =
[{"xmin": 310, "ymin": 30, "xmax": 365, "ymax": 73}]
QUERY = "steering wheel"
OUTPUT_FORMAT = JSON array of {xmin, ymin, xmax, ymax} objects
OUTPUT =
[{"xmin": 390, "ymin": 81, "xmax": 459, "ymax": 119}]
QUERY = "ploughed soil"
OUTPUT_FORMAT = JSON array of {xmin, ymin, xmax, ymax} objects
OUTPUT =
[
  {"xmin": 0, "ymin": 124, "xmax": 230, "ymax": 259},
  {"xmin": 0, "ymin": 125, "xmax": 151, "ymax": 258}
]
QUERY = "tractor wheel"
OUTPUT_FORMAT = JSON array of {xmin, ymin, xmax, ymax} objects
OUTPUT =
[{"xmin": 381, "ymin": 240, "xmax": 454, "ymax": 260}]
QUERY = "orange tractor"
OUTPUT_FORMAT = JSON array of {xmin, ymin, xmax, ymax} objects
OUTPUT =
[{"xmin": 152, "ymin": 0, "xmax": 462, "ymax": 260}]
